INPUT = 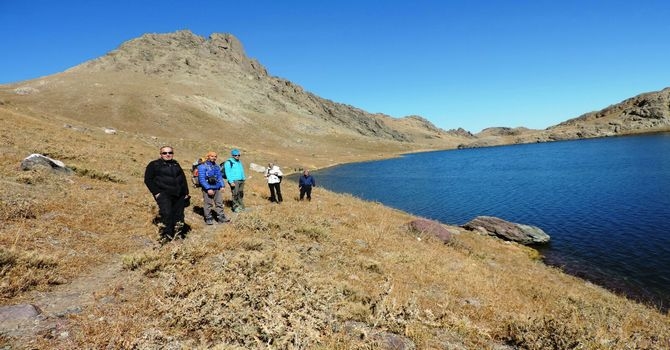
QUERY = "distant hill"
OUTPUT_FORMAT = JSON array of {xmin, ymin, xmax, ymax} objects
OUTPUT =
[
  {"xmin": 460, "ymin": 89, "xmax": 670, "ymax": 149},
  {"xmin": 547, "ymin": 87, "xmax": 670, "ymax": 138}
]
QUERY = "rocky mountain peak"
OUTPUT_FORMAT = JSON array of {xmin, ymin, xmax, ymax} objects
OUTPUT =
[{"xmin": 70, "ymin": 30, "xmax": 267, "ymax": 77}]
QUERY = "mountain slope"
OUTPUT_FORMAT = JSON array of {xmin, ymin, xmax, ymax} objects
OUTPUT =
[{"xmin": 0, "ymin": 30, "xmax": 470, "ymax": 170}]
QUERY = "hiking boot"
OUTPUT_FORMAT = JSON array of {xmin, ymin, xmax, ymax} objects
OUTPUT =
[
  {"xmin": 217, "ymin": 217, "xmax": 231, "ymax": 223},
  {"xmin": 205, "ymin": 218, "xmax": 214, "ymax": 225}
]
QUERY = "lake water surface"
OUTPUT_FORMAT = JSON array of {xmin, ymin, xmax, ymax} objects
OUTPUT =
[{"xmin": 314, "ymin": 133, "xmax": 670, "ymax": 311}]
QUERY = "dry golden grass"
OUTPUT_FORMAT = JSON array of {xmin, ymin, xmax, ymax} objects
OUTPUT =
[{"xmin": 1, "ymin": 107, "xmax": 669, "ymax": 349}]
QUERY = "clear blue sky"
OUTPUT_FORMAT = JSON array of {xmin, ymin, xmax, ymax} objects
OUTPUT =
[{"xmin": 2, "ymin": 1, "xmax": 669, "ymax": 132}]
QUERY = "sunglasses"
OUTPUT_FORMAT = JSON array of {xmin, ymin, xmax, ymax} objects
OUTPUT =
[{"xmin": 161, "ymin": 151, "xmax": 174, "ymax": 155}]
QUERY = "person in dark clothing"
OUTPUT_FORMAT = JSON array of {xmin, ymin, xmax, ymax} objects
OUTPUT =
[
  {"xmin": 298, "ymin": 169, "xmax": 316, "ymax": 201},
  {"xmin": 144, "ymin": 146, "xmax": 190, "ymax": 241}
]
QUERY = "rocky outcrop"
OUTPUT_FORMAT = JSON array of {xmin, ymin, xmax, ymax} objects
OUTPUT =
[
  {"xmin": 446, "ymin": 127, "xmax": 476, "ymax": 138},
  {"xmin": 462, "ymin": 216, "xmax": 550, "ymax": 245},
  {"xmin": 477, "ymin": 127, "xmax": 534, "ymax": 137},
  {"xmin": 267, "ymin": 78, "xmax": 411, "ymax": 141},
  {"xmin": 74, "ymin": 30, "xmax": 268, "ymax": 78},
  {"xmin": 402, "ymin": 115, "xmax": 443, "ymax": 133}
]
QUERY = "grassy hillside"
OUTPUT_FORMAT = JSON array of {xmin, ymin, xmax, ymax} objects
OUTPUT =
[{"xmin": 1, "ymin": 97, "xmax": 668, "ymax": 348}]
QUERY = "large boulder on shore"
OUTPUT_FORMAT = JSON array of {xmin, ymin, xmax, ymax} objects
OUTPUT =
[
  {"xmin": 407, "ymin": 218, "xmax": 455, "ymax": 243},
  {"xmin": 462, "ymin": 216, "xmax": 550, "ymax": 245}
]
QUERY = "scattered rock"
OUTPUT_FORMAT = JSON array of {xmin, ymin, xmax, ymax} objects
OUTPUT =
[
  {"xmin": 64, "ymin": 124, "xmax": 89, "ymax": 132},
  {"xmin": 103, "ymin": 127, "xmax": 117, "ymax": 135},
  {"xmin": 462, "ymin": 216, "xmax": 550, "ymax": 245},
  {"xmin": 0, "ymin": 304, "xmax": 44, "ymax": 338},
  {"xmin": 0, "ymin": 304, "xmax": 42, "ymax": 323},
  {"xmin": 20, "ymin": 154, "xmax": 74, "ymax": 174},
  {"xmin": 462, "ymin": 298, "xmax": 482, "ymax": 308},
  {"xmin": 407, "ymin": 218, "xmax": 453, "ymax": 243},
  {"xmin": 14, "ymin": 86, "xmax": 39, "ymax": 95},
  {"xmin": 354, "ymin": 239, "xmax": 368, "ymax": 248},
  {"xmin": 249, "ymin": 162, "xmax": 266, "ymax": 173}
]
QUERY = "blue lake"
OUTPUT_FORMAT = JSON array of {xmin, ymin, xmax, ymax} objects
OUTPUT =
[{"xmin": 314, "ymin": 133, "xmax": 670, "ymax": 311}]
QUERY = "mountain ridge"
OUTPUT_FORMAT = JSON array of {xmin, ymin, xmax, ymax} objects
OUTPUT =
[{"xmin": 2, "ymin": 30, "xmax": 669, "ymax": 164}]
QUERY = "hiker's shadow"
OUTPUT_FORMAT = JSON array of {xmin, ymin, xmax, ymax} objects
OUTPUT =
[
  {"xmin": 152, "ymin": 215, "xmax": 193, "ymax": 239},
  {"xmin": 190, "ymin": 202, "xmax": 234, "ymax": 212},
  {"xmin": 192, "ymin": 205, "xmax": 204, "ymax": 217}
]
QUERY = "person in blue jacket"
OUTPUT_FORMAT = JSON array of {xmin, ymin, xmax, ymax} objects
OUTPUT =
[
  {"xmin": 198, "ymin": 151, "xmax": 229, "ymax": 224},
  {"xmin": 298, "ymin": 169, "xmax": 316, "ymax": 201},
  {"xmin": 222, "ymin": 149, "xmax": 246, "ymax": 212}
]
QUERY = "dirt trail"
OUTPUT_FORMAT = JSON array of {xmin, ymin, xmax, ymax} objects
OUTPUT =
[
  {"xmin": 1, "ymin": 253, "xmax": 144, "ymax": 342},
  {"xmin": 1, "ymin": 205, "xmax": 250, "ymax": 344}
]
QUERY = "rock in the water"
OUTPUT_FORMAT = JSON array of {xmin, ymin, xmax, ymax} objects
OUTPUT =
[{"xmin": 462, "ymin": 216, "xmax": 550, "ymax": 245}]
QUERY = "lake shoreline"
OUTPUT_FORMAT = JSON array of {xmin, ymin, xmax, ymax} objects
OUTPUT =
[{"xmin": 314, "ymin": 132, "xmax": 668, "ymax": 312}]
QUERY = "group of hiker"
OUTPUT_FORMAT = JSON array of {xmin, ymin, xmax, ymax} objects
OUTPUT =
[{"xmin": 143, "ymin": 145, "xmax": 316, "ymax": 241}]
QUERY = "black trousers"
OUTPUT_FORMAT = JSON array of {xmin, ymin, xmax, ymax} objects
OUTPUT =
[
  {"xmin": 299, "ymin": 185, "xmax": 312, "ymax": 200},
  {"xmin": 268, "ymin": 182, "xmax": 283, "ymax": 202},
  {"xmin": 155, "ymin": 193, "xmax": 186, "ymax": 237}
]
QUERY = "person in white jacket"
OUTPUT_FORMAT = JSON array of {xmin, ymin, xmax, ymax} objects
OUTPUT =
[{"xmin": 265, "ymin": 162, "xmax": 284, "ymax": 203}]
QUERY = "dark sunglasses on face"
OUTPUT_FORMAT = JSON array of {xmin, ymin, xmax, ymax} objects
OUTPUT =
[{"xmin": 161, "ymin": 151, "xmax": 174, "ymax": 155}]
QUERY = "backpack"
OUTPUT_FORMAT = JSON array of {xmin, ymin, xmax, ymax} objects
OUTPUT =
[
  {"xmin": 191, "ymin": 160, "xmax": 203, "ymax": 188},
  {"xmin": 220, "ymin": 159, "xmax": 232, "ymax": 180}
]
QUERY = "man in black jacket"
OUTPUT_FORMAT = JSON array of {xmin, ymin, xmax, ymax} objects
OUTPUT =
[{"xmin": 144, "ymin": 146, "xmax": 190, "ymax": 241}]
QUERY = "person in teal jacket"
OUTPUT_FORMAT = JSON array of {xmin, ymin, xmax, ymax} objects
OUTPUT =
[{"xmin": 222, "ymin": 149, "xmax": 246, "ymax": 212}]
